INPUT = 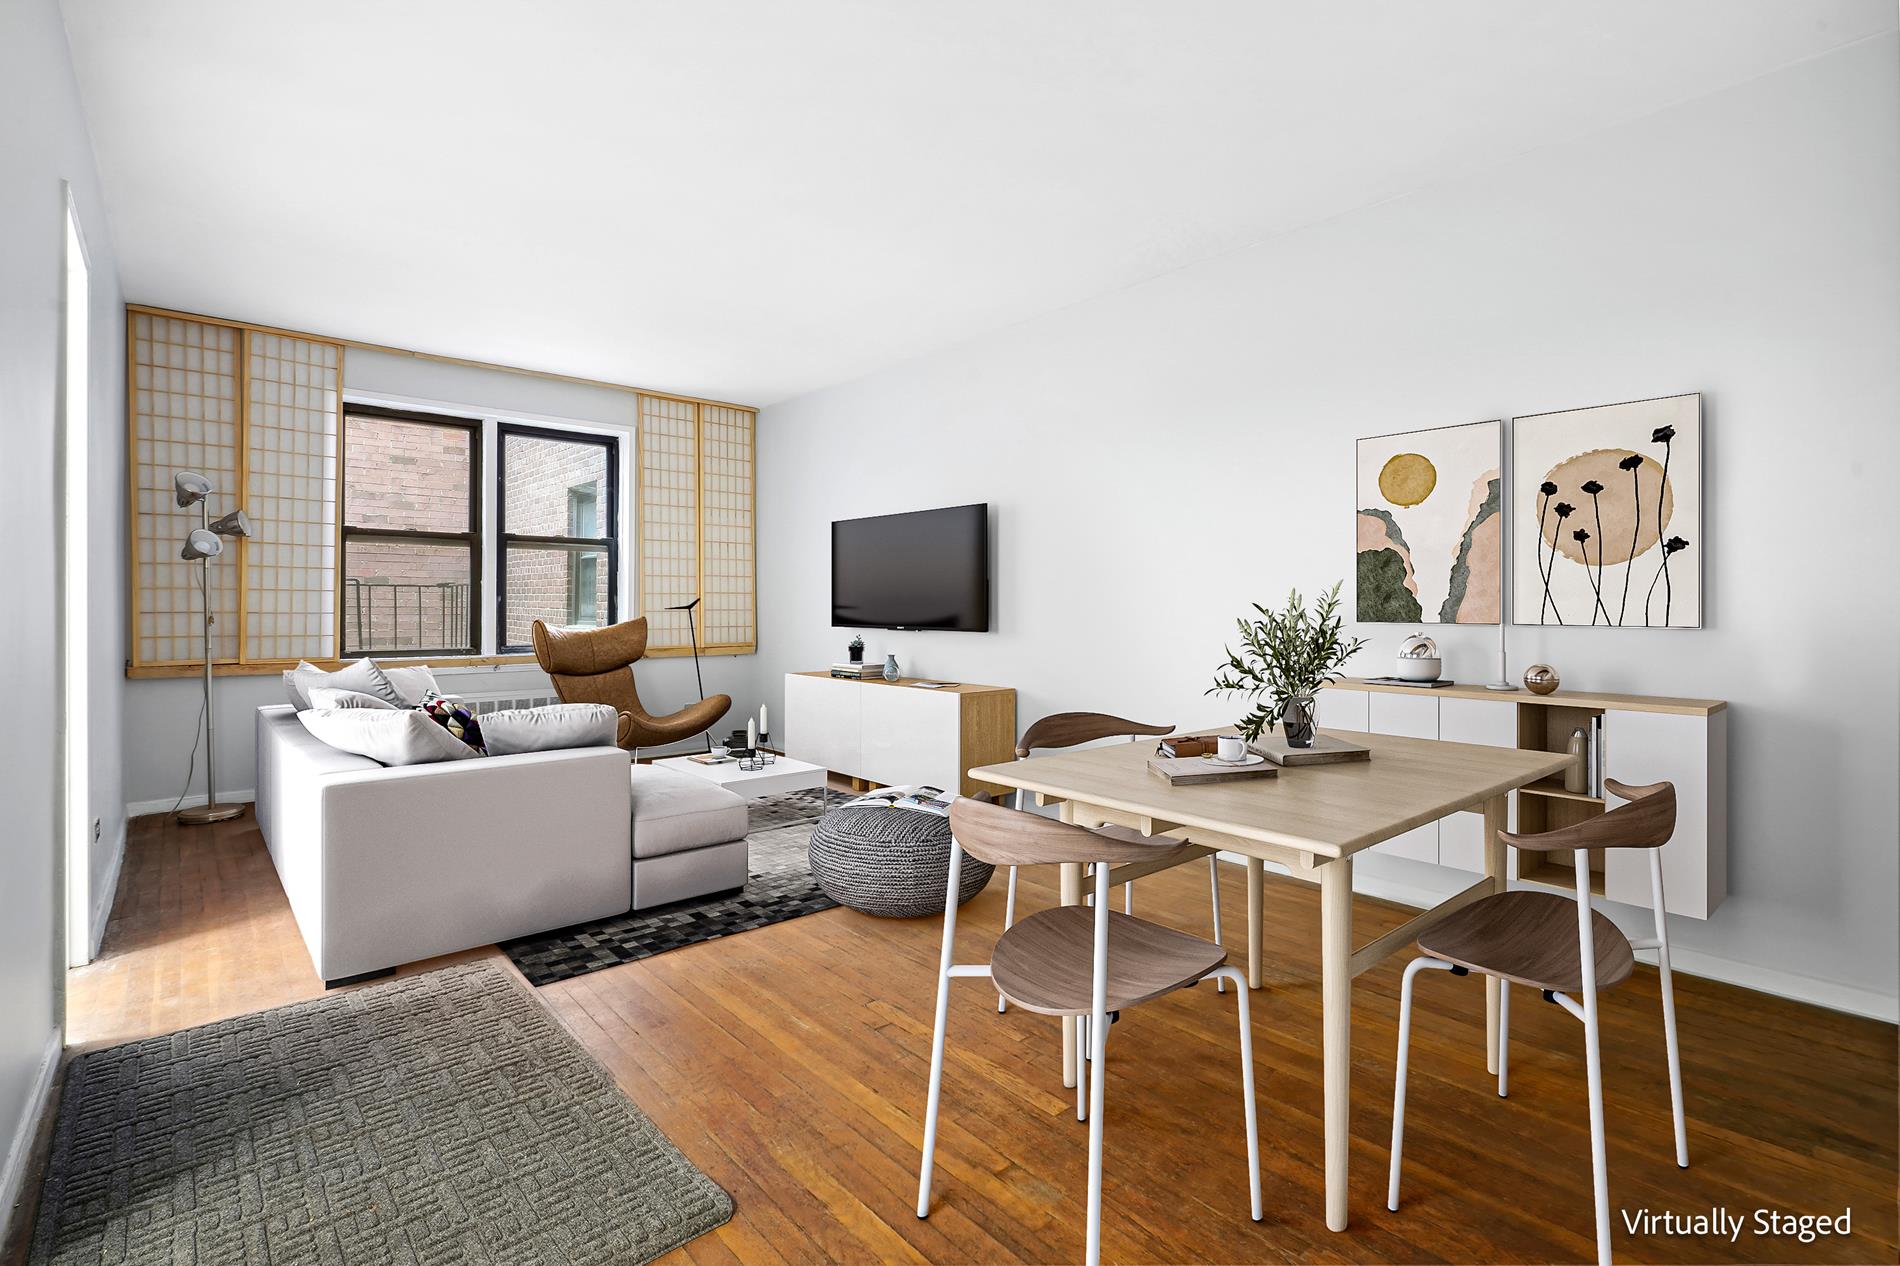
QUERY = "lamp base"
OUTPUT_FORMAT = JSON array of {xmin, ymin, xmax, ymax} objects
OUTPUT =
[
  {"xmin": 1482, "ymin": 681, "xmax": 1521, "ymax": 692},
  {"xmin": 176, "ymin": 801, "xmax": 248, "ymax": 826}
]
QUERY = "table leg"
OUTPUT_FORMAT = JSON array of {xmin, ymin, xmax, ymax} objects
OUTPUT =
[
  {"xmin": 1060, "ymin": 859, "xmax": 1083, "ymax": 1090},
  {"xmin": 1483, "ymin": 792, "xmax": 1509, "ymax": 1076},
  {"xmin": 1245, "ymin": 856, "xmax": 1264, "ymax": 989},
  {"xmin": 1320, "ymin": 856, "xmax": 1353, "ymax": 1232}
]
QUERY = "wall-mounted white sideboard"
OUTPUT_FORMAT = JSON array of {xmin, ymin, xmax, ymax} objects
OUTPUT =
[
  {"xmin": 1318, "ymin": 679, "xmax": 1728, "ymax": 919},
  {"xmin": 783, "ymin": 672, "xmax": 1017, "ymax": 799}
]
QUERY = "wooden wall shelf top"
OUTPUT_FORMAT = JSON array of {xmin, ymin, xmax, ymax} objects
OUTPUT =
[
  {"xmin": 791, "ymin": 671, "xmax": 1012, "ymax": 697},
  {"xmin": 1331, "ymin": 677, "xmax": 1726, "ymax": 717}
]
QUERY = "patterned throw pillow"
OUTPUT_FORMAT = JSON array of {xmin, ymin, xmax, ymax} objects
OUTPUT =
[{"xmin": 417, "ymin": 690, "xmax": 486, "ymax": 755}]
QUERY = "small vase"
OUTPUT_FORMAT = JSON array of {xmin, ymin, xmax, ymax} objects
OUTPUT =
[
  {"xmin": 883, "ymin": 653, "xmax": 900, "ymax": 682},
  {"xmin": 1282, "ymin": 693, "xmax": 1318, "ymax": 749}
]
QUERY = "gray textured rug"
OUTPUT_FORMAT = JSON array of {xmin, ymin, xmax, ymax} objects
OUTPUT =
[{"xmin": 30, "ymin": 963, "xmax": 733, "ymax": 1265}]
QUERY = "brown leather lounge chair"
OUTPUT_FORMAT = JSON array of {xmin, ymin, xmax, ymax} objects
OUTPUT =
[{"xmin": 530, "ymin": 617, "xmax": 731, "ymax": 751}]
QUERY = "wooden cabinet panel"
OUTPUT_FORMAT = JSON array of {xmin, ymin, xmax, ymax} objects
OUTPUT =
[
  {"xmin": 1367, "ymin": 693, "xmax": 1439, "ymax": 863},
  {"xmin": 1437, "ymin": 697, "xmax": 1518, "ymax": 873}
]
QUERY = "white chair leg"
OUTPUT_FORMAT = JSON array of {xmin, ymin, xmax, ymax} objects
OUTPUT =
[
  {"xmin": 1498, "ymin": 980, "xmax": 1510, "ymax": 1098},
  {"xmin": 1208, "ymin": 855, "xmax": 1226, "ymax": 994},
  {"xmin": 1084, "ymin": 867, "xmax": 1112, "ymax": 1266},
  {"xmin": 1388, "ymin": 956, "xmax": 1454, "ymax": 1211},
  {"xmin": 1575, "ymin": 854, "xmax": 1612, "ymax": 1266},
  {"xmin": 917, "ymin": 844, "xmax": 965, "ymax": 1218},
  {"xmin": 1206, "ymin": 965, "xmax": 1261, "ymax": 1219},
  {"xmin": 999, "ymin": 865, "xmax": 1019, "ymax": 1013},
  {"xmin": 1649, "ymin": 851, "xmax": 1689, "ymax": 1168},
  {"xmin": 1124, "ymin": 882, "xmax": 1133, "ymax": 915},
  {"xmin": 1076, "ymin": 1012, "xmax": 1088, "ymax": 1121}
]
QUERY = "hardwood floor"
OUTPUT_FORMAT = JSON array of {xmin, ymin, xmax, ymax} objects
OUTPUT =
[{"xmin": 35, "ymin": 812, "xmax": 1900, "ymax": 1264}]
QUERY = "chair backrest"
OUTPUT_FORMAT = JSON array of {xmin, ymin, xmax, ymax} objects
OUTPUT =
[
  {"xmin": 530, "ymin": 617, "xmax": 650, "ymax": 719},
  {"xmin": 1017, "ymin": 711, "xmax": 1173, "ymax": 758},
  {"xmin": 1498, "ymin": 778, "xmax": 1677, "ymax": 853},
  {"xmin": 949, "ymin": 797, "xmax": 1175, "ymax": 867}
]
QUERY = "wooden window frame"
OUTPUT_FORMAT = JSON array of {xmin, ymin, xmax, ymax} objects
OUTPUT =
[
  {"xmin": 637, "ymin": 394, "xmax": 758, "ymax": 657},
  {"xmin": 495, "ymin": 422, "xmax": 620, "ymax": 654},
  {"xmin": 339, "ymin": 404, "xmax": 483, "ymax": 659}
]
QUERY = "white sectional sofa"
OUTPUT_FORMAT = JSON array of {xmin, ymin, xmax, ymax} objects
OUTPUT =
[{"xmin": 255, "ymin": 704, "xmax": 633, "ymax": 986}]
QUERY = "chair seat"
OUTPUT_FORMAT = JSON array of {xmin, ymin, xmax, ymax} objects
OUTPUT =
[
  {"xmin": 991, "ymin": 906, "xmax": 1227, "ymax": 1017},
  {"xmin": 1417, "ymin": 890, "xmax": 1635, "ymax": 993}
]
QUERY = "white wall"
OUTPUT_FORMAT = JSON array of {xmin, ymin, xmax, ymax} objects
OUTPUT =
[
  {"xmin": 120, "ymin": 349, "xmax": 759, "ymax": 810},
  {"xmin": 754, "ymin": 37, "xmax": 1900, "ymax": 1013},
  {"xmin": 0, "ymin": 0, "xmax": 126, "ymax": 1228}
]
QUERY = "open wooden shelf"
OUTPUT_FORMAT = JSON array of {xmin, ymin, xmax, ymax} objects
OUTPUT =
[
  {"xmin": 1519, "ymin": 777, "xmax": 1604, "ymax": 805},
  {"xmin": 1516, "ymin": 849, "xmax": 1607, "ymax": 897}
]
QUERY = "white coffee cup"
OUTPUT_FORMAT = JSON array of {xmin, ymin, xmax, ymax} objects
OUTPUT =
[
  {"xmin": 1216, "ymin": 734, "xmax": 1247, "ymax": 762},
  {"xmin": 711, "ymin": 744, "xmax": 731, "ymax": 759}
]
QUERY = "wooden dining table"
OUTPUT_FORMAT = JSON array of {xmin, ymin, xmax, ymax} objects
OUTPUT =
[{"xmin": 968, "ymin": 727, "xmax": 1572, "ymax": 1233}]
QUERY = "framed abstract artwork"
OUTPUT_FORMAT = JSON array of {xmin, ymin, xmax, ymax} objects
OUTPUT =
[
  {"xmin": 1510, "ymin": 393, "xmax": 1702, "ymax": 628},
  {"xmin": 1356, "ymin": 419, "xmax": 1501, "ymax": 624}
]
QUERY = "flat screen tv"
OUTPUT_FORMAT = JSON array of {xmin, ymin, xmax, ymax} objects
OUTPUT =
[{"xmin": 832, "ymin": 503, "xmax": 990, "ymax": 631}]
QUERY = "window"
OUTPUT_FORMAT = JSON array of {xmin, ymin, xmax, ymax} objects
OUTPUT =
[
  {"xmin": 341, "ymin": 406, "xmax": 480, "ymax": 656},
  {"xmin": 498, "ymin": 424, "xmax": 618, "ymax": 651}
]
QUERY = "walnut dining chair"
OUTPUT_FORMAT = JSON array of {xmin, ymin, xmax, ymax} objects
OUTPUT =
[
  {"xmin": 998, "ymin": 712, "xmax": 1230, "ymax": 1013},
  {"xmin": 1386, "ymin": 779, "xmax": 1688, "ymax": 1266},
  {"xmin": 918, "ymin": 797, "xmax": 1262, "ymax": 1266}
]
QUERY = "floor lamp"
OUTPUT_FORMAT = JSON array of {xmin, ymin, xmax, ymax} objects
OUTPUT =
[
  {"xmin": 662, "ymin": 597, "xmax": 712, "ymax": 752},
  {"xmin": 174, "ymin": 471, "xmax": 251, "ymax": 825}
]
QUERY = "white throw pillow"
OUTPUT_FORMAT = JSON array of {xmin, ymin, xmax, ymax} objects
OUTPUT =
[
  {"xmin": 297, "ymin": 707, "xmax": 481, "ymax": 766},
  {"xmin": 482, "ymin": 703, "xmax": 621, "ymax": 757},
  {"xmin": 287, "ymin": 659, "xmax": 404, "ymax": 710},
  {"xmin": 382, "ymin": 664, "xmax": 440, "ymax": 707},
  {"xmin": 307, "ymin": 686, "xmax": 397, "ymax": 711}
]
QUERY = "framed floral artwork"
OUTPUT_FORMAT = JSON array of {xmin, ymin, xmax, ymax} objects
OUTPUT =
[
  {"xmin": 1356, "ymin": 419, "xmax": 1502, "ymax": 624},
  {"xmin": 1510, "ymin": 394, "xmax": 1702, "ymax": 628}
]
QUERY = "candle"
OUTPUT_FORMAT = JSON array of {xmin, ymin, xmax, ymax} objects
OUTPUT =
[
  {"xmin": 747, "ymin": 717, "xmax": 758, "ymax": 750},
  {"xmin": 760, "ymin": 704, "xmax": 768, "ymax": 735}
]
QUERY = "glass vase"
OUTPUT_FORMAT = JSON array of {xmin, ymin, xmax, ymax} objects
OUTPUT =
[{"xmin": 1282, "ymin": 693, "xmax": 1318, "ymax": 748}]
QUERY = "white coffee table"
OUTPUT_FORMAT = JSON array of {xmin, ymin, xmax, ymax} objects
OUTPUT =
[{"xmin": 653, "ymin": 752, "xmax": 830, "ymax": 802}]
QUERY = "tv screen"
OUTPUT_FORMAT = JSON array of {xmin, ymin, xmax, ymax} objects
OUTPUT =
[{"xmin": 832, "ymin": 503, "xmax": 990, "ymax": 631}]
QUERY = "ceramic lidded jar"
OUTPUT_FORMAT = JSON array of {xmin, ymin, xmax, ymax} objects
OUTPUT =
[
  {"xmin": 1395, "ymin": 632, "xmax": 1442, "ymax": 682},
  {"xmin": 1524, "ymin": 664, "xmax": 1561, "ymax": 695}
]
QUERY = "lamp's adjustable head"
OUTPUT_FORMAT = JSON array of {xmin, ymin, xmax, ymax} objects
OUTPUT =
[
  {"xmin": 210, "ymin": 509, "xmax": 251, "ymax": 539},
  {"xmin": 174, "ymin": 471, "xmax": 214, "ymax": 508},
  {"xmin": 180, "ymin": 528, "xmax": 224, "ymax": 561}
]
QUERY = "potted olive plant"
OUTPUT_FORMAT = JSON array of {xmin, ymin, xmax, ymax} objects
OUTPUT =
[{"xmin": 1208, "ymin": 582, "xmax": 1367, "ymax": 748}]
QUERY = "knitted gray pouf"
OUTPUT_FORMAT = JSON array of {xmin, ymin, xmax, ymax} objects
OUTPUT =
[{"xmin": 808, "ymin": 803, "xmax": 993, "ymax": 918}]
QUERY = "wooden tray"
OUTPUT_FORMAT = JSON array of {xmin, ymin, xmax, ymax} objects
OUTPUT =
[
  {"xmin": 1249, "ymin": 732, "xmax": 1371, "ymax": 766},
  {"xmin": 1147, "ymin": 756, "xmax": 1279, "ymax": 786}
]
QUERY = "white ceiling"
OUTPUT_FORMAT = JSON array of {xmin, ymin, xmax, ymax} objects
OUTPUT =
[{"xmin": 61, "ymin": 0, "xmax": 1893, "ymax": 406}]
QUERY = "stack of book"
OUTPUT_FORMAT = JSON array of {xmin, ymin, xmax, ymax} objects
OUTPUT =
[{"xmin": 830, "ymin": 661, "xmax": 881, "ymax": 679}]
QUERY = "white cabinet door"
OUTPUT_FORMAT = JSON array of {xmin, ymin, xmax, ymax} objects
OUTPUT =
[
  {"xmin": 1437, "ymin": 696, "xmax": 1518, "ymax": 873},
  {"xmin": 1602, "ymin": 709, "xmax": 1717, "ymax": 919},
  {"xmin": 1316, "ymin": 686, "xmax": 1370, "ymax": 733},
  {"xmin": 1367, "ymin": 692, "xmax": 1440, "ymax": 863},
  {"xmin": 784, "ymin": 674, "xmax": 860, "ymax": 776},
  {"xmin": 861, "ymin": 685, "xmax": 962, "ymax": 792}
]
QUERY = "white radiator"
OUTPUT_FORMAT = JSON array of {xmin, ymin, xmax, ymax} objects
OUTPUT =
[{"xmin": 450, "ymin": 689, "xmax": 562, "ymax": 716}]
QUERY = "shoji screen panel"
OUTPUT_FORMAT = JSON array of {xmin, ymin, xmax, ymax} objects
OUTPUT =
[
  {"xmin": 698, "ymin": 405, "xmax": 756, "ymax": 651},
  {"xmin": 244, "ymin": 333, "xmax": 341, "ymax": 662},
  {"xmin": 129, "ymin": 314, "xmax": 242, "ymax": 665},
  {"xmin": 638, "ymin": 395, "xmax": 700, "ymax": 651}
]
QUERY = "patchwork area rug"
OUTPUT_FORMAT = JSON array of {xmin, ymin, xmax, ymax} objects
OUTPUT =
[
  {"xmin": 503, "ymin": 787, "xmax": 837, "ymax": 987},
  {"xmin": 30, "ymin": 963, "xmax": 732, "ymax": 1266}
]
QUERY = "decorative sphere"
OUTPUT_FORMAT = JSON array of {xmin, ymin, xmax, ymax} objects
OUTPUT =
[
  {"xmin": 1524, "ymin": 664, "xmax": 1561, "ymax": 695},
  {"xmin": 1398, "ymin": 633, "xmax": 1439, "ymax": 659}
]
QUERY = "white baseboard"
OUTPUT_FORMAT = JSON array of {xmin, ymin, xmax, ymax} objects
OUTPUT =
[
  {"xmin": 0, "ymin": 1028, "xmax": 61, "ymax": 1249},
  {"xmin": 86, "ymin": 818, "xmax": 126, "ymax": 960},
  {"xmin": 1214, "ymin": 853, "xmax": 1899, "ymax": 1024},
  {"xmin": 126, "ymin": 788, "xmax": 255, "ymax": 819}
]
